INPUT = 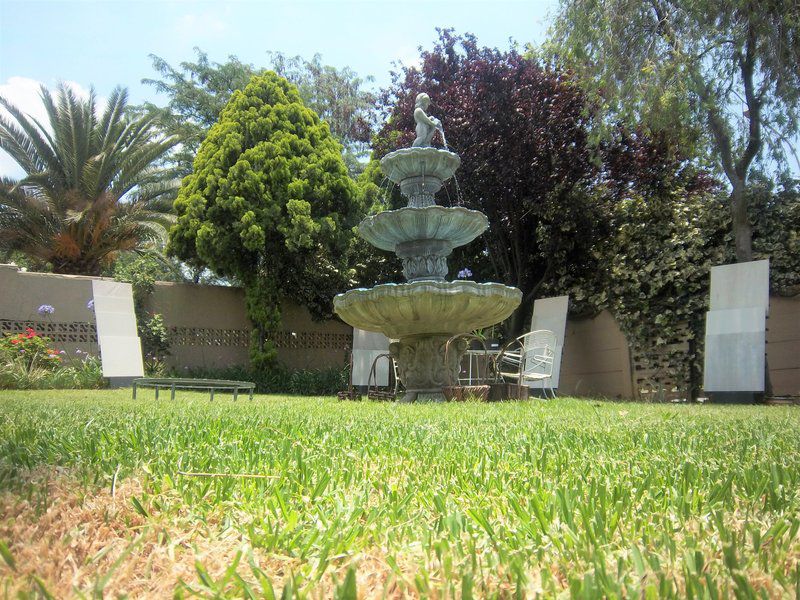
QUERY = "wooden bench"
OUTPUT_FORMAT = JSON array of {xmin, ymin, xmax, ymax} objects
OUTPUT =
[{"xmin": 132, "ymin": 378, "xmax": 255, "ymax": 401}]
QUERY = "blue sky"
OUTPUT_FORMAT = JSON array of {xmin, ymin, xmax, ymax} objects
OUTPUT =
[{"xmin": 0, "ymin": 0, "xmax": 557, "ymax": 176}]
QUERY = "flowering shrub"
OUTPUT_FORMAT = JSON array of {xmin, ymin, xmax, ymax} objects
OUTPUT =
[
  {"xmin": 0, "ymin": 328, "xmax": 61, "ymax": 371},
  {"xmin": 37, "ymin": 304, "xmax": 55, "ymax": 316},
  {"xmin": 0, "ymin": 301, "xmax": 106, "ymax": 389}
]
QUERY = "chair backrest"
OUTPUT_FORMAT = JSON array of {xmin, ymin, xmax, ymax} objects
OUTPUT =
[{"xmin": 520, "ymin": 330, "xmax": 556, "ymax": 380}]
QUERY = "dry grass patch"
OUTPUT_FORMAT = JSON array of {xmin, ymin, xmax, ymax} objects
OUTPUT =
[{"xmin": 0, "ymin": 470, "xmax": 435, "ymax": 598}]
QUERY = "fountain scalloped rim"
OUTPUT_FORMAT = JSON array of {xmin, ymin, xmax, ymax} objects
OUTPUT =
[
  {"xmin": 380, "ymin": 147, "xmax": 461, "ymax": 185},
  {"xmin": 333, "ymin": 280, "xmax": 522, "ymax": 339},
  {"xmin": 359, "ymin": 206, "xmax": 489, "ymax": 252}
]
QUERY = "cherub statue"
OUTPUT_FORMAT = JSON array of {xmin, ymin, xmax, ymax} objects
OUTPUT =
[{"xmin": 412, "ymin": 93, "xmax": 442, "ymax": 147}]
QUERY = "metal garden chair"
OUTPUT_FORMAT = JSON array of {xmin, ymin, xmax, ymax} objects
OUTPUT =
[{"xmin": 493, "ymin": 329, "xmax": 557, "ymax": 399}]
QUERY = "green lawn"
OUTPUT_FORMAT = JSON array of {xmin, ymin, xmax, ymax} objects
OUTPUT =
[{"xmin": 1, "ymin": 390, "xmax": 799, "ymax": 598}]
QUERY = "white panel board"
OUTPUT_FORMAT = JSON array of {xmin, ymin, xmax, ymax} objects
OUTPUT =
[
  {"xmin": 352, "ymin": 350, "xmax": 390, "ymax": 387},
  {"xmin": 92, "ymin": 280, "xmax": 144, "ymax": 378},
  {"xmin": 529, "ymin": 295, "xmax": 569, "ymax": 388},
  {"xmin": 703, "ymin": 307, "xmax": 765, "ymax": 391},
  {"xmin": 352, "ymin": 328, "xmax": 390, "ymax": 387},
  {"xmin": 353, "ymin": 329, "xmax": 390, "ymax": 351},
  {"xmin": 96, "ymin": 336, "xmax": 145, "ymax": 378},
  {"xmin": 710, "ymin": 260, "xmax": 770, "ymax": 314}
]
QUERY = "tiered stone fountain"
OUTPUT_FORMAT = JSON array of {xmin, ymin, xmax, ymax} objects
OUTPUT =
[{"xmin": 334, "ymin": 93, "xmax": 521, "ymax": 401}]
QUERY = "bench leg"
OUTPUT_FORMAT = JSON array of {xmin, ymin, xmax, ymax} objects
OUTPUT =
[
  {"xmin": 249, "ymin": 390, "xmax": 253, "ymax": 401},
  {"xmin": 234, "ymin": 389, "xmax": 238, "ymax": 401},
  {"xmin": 171, "ymin": 385, "xmax": 176, "ymax": 401},
  {"xmin": 155, "ymin": 386, "xmax": 159, "ymax": 400},
  {"xmin": 132, "ymin": 383, "xmax": 137, "ymax": 399},
  {"xmin": 210, "ymin": 388, "xmax": 215, "ymax": 402}
]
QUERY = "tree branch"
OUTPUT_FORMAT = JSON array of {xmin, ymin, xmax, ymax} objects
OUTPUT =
[
  {"xmin": 735, "ymin": 20, "xmax": 762, "ymax": 180},
  {"xmin": 648, "ymin": 0, "xmax": 737, "ymax": 183}
]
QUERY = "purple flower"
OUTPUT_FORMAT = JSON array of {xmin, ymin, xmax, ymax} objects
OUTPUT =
[
  {"xmin": 37, "ymin": 304, "xmax": 55, "ymax": 315},
  {"xmin": 86, "ymin": 299, "xmax": 95, "ymax": 311},
  {"xmin": 457, "ymin": 268, "xmax": 473, "ymax": 279}
]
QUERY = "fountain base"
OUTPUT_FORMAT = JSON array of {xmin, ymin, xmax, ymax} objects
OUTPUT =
[
  {"xmin": 334, "ymin": 281, "xmax": 521, "ymax": 401},
  {"xmin": 389, "ymin": 334, "xmax": 468, "ymax": 402}
]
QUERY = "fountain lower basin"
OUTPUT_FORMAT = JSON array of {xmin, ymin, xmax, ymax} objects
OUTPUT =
[
  {"xmin": 334, "ymin": 281, "xmax": 521, "ymax": 401},
  {"xmin": 334, "ymin": 280, "xmax": 521, "ymax": 338}
]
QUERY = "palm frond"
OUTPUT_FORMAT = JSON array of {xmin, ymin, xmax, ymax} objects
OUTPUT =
[{"xmin": 0, "ymin": 83, "xmax": 181, "ymax": 274}]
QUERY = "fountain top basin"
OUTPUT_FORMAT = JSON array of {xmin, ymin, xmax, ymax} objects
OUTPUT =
[
  {"xmin": 359, "ymin": 206, "xmax": 488, "ymax": 252},
  {"xmin": 380, "ymin": 147, "xmax": 461, "ymax": 185},
  {"xmin": 333, "ymin": 280, "xmax": 522, "ymax": 339}
]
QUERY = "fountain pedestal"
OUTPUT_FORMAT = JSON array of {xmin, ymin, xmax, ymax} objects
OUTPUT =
[
  {"xmin": 333, "ymin": 94, "xmax": 521, "ymax": 401},
  {"xmin": 389, "ymin": 334, "xmax": 467, "ymax": 402}
]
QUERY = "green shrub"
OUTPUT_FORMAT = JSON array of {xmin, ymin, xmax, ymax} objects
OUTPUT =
[
  {"xmin": 0, "ymin": 351, "xmax": 105, "ymax": 390},
  {"xmin": 0, "ymin": 328, "xmax": 62, "ymax": 372},
  {"xmin": 139, "ymin": 313, "xmax": 170, "ymax": 361},
  {"xmin": 288, "ymin": 367, "xmax": 348, "ymax": 395},
  {"xmin": 181, "ymin": 364, "xmax": 347, "ymax": 395}
]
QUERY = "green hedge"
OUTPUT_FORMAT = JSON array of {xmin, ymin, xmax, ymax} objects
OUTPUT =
[{"xmin": 179, "ymin": 364, "xmax": 348, "ymax": 396}]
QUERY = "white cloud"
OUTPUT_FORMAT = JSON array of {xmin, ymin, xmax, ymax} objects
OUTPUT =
[
  {"xmin": 393, "ymin": 47, "xmax": 423, "ymax": 71},
  {"xmin": 0, "ymin": 76, "xmax": 104, "ymax": 180},
  {"xmin": 174, "ymin": 9, "xmax": 231, "ymax": 41}
]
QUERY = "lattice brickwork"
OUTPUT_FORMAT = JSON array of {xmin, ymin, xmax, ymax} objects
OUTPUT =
[
  {"xmin": 169, "ymin": 327, "xmax": 352, "ymax": 351},
  {"xmin": 268, "ymin": 331, "xmax": 352, "ymax": 351},
  {"xmin": 0, "ymin": 319, "xmax": 97, "ymax": 343},
  {"xmin": 170, "ymin": 327, "xmax": 250, "ymax": 347}
]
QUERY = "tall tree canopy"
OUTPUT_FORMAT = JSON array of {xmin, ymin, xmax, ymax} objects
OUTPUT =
[
  {"xmin": 270, "ymin": 52, "xmax": 375, "ymax": 171},
  {"xmin": 139, "ymin": 50, "xmax": 257, "ymax": 182},
  {"xmin": 139, "ymin": 48, "xmax": 376, "ymax": 180},
  {"xmin": 373, "ymin": 30, "xmax": 610, "ymax": 334},
  {"xmin": 0, "ymin": 84, "xmax": 179, "ymax": 274},
  {"xmin": 550, "ymin": 0, "xmax": 800, "ymax": 262},
  {"xmin": 168, "ymin": 72, "xmax": 362, "ymax": 367}
]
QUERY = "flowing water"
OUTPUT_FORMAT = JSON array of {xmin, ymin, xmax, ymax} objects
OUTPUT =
[
  {"xmin": 377, "ymin": 176, "xmax": 396, "ymax": 207},
  {"xmin": 436, "ymin": 125, "xmax": 449, "ymax": 151}
]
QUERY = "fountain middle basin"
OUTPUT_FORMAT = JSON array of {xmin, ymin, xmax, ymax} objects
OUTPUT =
[
  {"xmin": 358, "ymin": 206, "xmax": 488, "ymax": 252},
  {"xmin": 334, "ymin": 280, "xmax": 521, "ymax": 400}
]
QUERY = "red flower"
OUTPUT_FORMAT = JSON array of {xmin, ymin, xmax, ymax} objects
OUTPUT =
[{"xmin": 10, "ymin": 339, "xmax": 19, "ymax": 345}]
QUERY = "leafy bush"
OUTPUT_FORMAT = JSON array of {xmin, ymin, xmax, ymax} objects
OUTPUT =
[
  {"xmin": 181, "ymin": 364, "xmax": 347, "ymax": 395},
  {"xmin": 168, "ymin": 72, "xmax": 363, "ymax": 369},
  {"xmin": 288, "ymin": 367, "xmax": 348, "ymax": 396},
  {"xmin": 139, "ymin": 313, "xmax": 171, "ymax": 362},
  {"xmin": 0, "ymin": 347, "xmax": 105, "ymax": 390},
  {"xmin": 0, "ymin": 328, "xmax": 62, "ymax": 372}
]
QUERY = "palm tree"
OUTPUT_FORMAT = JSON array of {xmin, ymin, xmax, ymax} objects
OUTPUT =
[{"xmin": 0, "ymin": 84, "xmax": 180, "ymax": 274}]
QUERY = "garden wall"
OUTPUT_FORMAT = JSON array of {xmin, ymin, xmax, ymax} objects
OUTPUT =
[
  {"xmin": 766, "ymin": 296, "xmax": 800, "ymax": 397},
  {"xmin": 558, "ymin": 310, "xmax": 634, "ymax": 399},
  {"xmin": 556, "ymin": 296, "xmax": 800, "ymax": 399},
  {"xmin": 0, "ymin": 264, "xmax": 98, "ymax": 356},
  {"xmin": 0, "ymin": 265, "xmax": 351, "ymax": 372},
  {"xmin": 1, "ymin": 263, "xmax": 797, "ymax": 397},
  {"xmin": 146, "ymin": 282, "xmax": 351, "ymax": 372}
]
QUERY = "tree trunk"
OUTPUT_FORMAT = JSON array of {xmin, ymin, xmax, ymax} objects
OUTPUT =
[
  {"xmin": 730, "ymin": 180, "xmax": 753, "ymax": 263},
  {"xmin": 507, "ymin": 296, "xmax": 533, "ymax": 339},
  {"xmin": 730, "ymin": 179, "xmax": 773, "ymax": 398}
]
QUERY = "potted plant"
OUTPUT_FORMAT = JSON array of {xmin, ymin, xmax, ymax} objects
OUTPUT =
[{"xmin": 471, "ymin": 325, "xmax": 501, "ymax": 351}]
